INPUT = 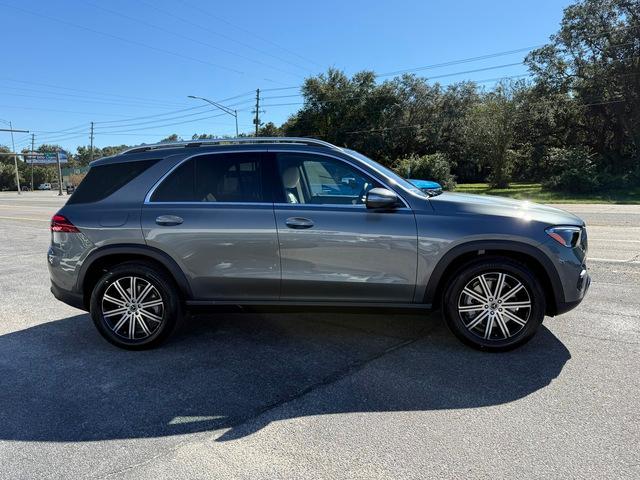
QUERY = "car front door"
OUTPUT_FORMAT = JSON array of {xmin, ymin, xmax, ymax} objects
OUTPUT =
[
  {"xmin": 273, "ymin": 151, "xmax": 418, "ymax": 303},
  {"xmin": 141, "ymin": 151, "xmax": 280, "ymax": 300}
]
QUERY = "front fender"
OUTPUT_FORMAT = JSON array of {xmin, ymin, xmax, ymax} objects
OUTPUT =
[{"xmin": 417, "ymin": 239, "xmax": 564, "ymax": 310}]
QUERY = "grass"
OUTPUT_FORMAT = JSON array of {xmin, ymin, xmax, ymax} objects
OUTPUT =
[{"xmin": 453, "ymin": 182, "xmax": 640, "ymax": 204}]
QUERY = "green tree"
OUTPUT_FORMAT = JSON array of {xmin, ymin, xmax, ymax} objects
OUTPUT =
[
  {"xmin": 160, "ymin": 134, "xmax": 181, "ymax": 143},
  {"xmin": 463, "ymin": 83, "xmax": 520, "ymax": 188},
  {"xmin": 257, "ymin": 122, "xmax": 282, "ymax": 137},
  {"xmin": 526, "ymin": 0, "xmax": 640, "ymax": 171}
]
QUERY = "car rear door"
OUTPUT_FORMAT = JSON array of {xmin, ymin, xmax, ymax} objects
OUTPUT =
[
  {"xmin": 272, "ymin": 151, "xmax": 418, "ymax": 303},
  {"xmin": 141, "ymin": 150, "xmax": 280, "ymax": 301}
]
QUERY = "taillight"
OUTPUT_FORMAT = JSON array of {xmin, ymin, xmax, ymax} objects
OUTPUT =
[{"xmin": 51, "ymin": 214, "xmax": 79, "ymax": 233}]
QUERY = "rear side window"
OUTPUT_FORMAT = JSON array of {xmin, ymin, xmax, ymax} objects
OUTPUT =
[
  {"xmin": 150, "ymin": 152, "xmax": 268, "ymax": 203},
  {"xmin": 67, "ymin": 159, "xmax": 158, "ymax": 204}
]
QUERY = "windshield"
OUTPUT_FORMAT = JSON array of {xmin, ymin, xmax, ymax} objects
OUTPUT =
[{"xmin": 343, "ymin": 149, "xmax": 428, "ymax": 199}]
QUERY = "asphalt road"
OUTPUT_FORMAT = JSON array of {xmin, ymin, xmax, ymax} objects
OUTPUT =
[{"xmin": 0, "ymin": 191, "xmax": 638, "ymax": 479}]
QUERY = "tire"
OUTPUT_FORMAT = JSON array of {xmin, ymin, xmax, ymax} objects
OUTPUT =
[
  {"xmin": 89, "ymin": 262, "xmax": 183, "ymax": 350},
  {"xmin": 442, "ymin": 257, "xmax": 546, "ymax": 352}
]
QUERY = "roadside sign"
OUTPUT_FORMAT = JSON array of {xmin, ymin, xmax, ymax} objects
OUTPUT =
[{"xmin": 24, "ymin": 152, "xmax": 68, "ymax": 165}]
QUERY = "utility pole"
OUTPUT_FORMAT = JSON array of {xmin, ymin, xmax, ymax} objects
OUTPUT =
[
  {"xmin": 30, "ymin": 133, "xmax": 35, "ymax": 191},
  {"xmin": 56, "ymin": 150, "xmax": 63, "ymax": 196},
  {"xmin": 10, "ymin": 121, "xmax": 20, "ymax": 194},
  {"xmin": 254, "ymin": 88, "xmax": 260, "ymax": 136},
  {"xmin": 234, "ymin": 109, "xmax": 238, "ymax": 138},
  {"xmin": 89, "ymin": 121, "xmax": 94, "ymax": 162},
  {"xmin": 0, "ymin": 121, "xmax": 28, "ymax": 194}
]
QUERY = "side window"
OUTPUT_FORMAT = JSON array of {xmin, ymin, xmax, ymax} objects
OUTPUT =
[
  {"xmin": 150, "ymin": 152, "xmax": 268, "ymax": 203},
  {"xmin": 67, "ymin": 159, "xmax": 158, "ymax": 204},
  {"xmin": 277, "ymin": 153, "xmax": 380, "ymax": 205}
]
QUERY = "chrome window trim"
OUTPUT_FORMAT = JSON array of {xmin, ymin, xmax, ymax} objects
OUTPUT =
[
  {"xmin": 144, "ymin": 148, "xmax": 410, "ymax": 209},
  {"xmin": 145, "ymin": 202, "xmax": 273, "ymax": 207},
  {"xmin": 273, "ymin": 203, "xmax": 411, "ymax": 211}
]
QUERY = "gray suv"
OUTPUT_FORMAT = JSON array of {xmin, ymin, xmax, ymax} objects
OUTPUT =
[{"xmin": 48, "ymin": 138, "xmax": 590, "ymax": 351}]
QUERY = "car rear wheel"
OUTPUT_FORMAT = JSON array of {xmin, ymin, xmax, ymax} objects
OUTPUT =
[
  {"xmin": 90, "ymin": 262, "xmax": 182, "ymax": 350},
  {"xmin": 442, "ymin": 258, "xmax": 546, "ymax": 351}
]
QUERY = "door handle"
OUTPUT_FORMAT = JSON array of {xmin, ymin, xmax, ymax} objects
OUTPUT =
[
  {"xmin": 155, "ymin": 215, "xmax": 183, "ymax": 226},
  {"xmin": 285, "ymin": 217, "xmax": 314, "ymax": 229}
]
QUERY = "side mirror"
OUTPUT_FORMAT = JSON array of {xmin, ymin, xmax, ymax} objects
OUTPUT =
[{"xmin": 365, "ymin": 187, "xmax": 399, "ymax": 209}]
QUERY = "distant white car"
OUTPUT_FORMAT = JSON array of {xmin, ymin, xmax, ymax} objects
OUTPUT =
[{"xmin": 38, "ymin": 183, "xmax": 52, "ymax": 190}]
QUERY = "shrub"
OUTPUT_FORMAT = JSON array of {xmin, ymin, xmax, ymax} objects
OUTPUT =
[
  {"xmin": 541, "ymin": 147, "xmax": 600, "ymax": 193},
  {"xmin": 394, "ymin": 153, "xmax": 456, "ymax": 190}
]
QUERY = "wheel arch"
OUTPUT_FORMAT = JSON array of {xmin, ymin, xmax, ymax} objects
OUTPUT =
[
  {"xmin": 77, "ymin": 245, "xmax": 193, "ymax": 310},
  {"xmin": 424, "ymin": 240, "xmax": 564, "ymax": 316}
]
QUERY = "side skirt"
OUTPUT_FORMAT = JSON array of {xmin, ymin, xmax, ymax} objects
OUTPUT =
[{"xmin": 186, "ymin": 299, "xmax": 433, "ymax": 311}]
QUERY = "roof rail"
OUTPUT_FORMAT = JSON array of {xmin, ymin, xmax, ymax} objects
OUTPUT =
[{"xmin": 120, "ymin": 137, "xmax": 342, "ymax": 155}]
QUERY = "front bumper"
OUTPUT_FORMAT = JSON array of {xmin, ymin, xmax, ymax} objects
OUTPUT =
[{"xmin": 554, "ymin": 267, "xmax": 590, "ymax": 315}]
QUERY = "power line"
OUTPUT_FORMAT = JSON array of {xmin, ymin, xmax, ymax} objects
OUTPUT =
[
  {"xmin": 85, "ymin": 1, "xmax": 305, "ymax": 80},
  {"xmin": 0, "ymin": 104, "xmax": 129, "ymax": 117},
  {"xmin": 95, "ymin": 109, "xmax": 224, "ymax": 131},
  {"xmin": 0, "ymin": 89, "xmax": 196, "ymax": 110},
  {"xmin": 259, "ymin": 72, "xmax": 532, "ymax": 108},
  {"xmin": 0, "ymin": 77, "xmax": 190, "ymax": 108},
  {"xmin": 260, "ymin": 33, "xmax": 636, "ymax": 93},
  {"xmin": 94, "ymin": 112, "xmax": 230, "ymax": 134},
  {"xmin": 36, "ymin": 133, "xmax": 89, "ymax": 144},
  {"xmin": 0, "ymin": 1, "xmax": 246, "ymax": 75},
  {"xmin": 31, "ymin": 123, "xmax": 92, "ymax": 135},
  {"xmin": 377, "ymin": 47, "xmax": 541, "ymax": 77},
  {"xmin": 174, "ymin": 0, "xmax": 323, "ymax": 69},
  {"xmin": 94, "ymin": 97, "xmax": 255, "ymax": 131},
  {"xmin": 261, "ymin": 85, "xmax": 301, "ymax": 92},
  {"xmin": 94, "ymin": 105, "xmax": 210, "ymax": 125},
  {"xmin": 94, "ymin": 92, "xmax": 255, "ymax": 126}
]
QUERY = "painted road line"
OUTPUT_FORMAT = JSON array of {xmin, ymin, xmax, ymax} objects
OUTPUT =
[
  {"xmin": 0, "ymin": 216, "xmax": 49, "ymax": 223},
  {"xmin": 590, "ymin": 257, "xmax": 640, "ymax": 264}
]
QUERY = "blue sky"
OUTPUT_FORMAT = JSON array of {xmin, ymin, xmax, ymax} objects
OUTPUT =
[{"xmin": 1, "ymin": 0, "xmax": 572, "ymax": 153}]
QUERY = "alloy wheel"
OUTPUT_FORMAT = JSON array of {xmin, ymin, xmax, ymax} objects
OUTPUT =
[
  {"xmin": 457, "ymin": 272, "xmax": 531, "ymax": 340},
  {"xmin": 101, "ymin": 276, "xmax": 165, "ymax": 340}
]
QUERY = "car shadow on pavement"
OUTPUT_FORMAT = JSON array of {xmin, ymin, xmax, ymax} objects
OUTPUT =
[{"xmin": 0, "ymin": 311, "xmax": 570, "ymax": 443}]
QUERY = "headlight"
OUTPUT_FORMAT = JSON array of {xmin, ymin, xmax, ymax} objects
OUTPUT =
[{"xmin": 545, "ymin": 226, "xmax": 582, "ymax": 247}]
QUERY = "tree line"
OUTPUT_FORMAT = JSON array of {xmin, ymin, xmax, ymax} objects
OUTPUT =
[
  {"xmin": 1, "ymin": 0, "xmax": 638, "ymax": 193},
  {"xmin": 268, "ymin": 0, "xmax": 639, "ymax": 192}
]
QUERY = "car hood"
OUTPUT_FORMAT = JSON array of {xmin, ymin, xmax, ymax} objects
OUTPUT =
[{"xmin": 428, "ymin": 192, "xmax": 584, "ymax": 226}]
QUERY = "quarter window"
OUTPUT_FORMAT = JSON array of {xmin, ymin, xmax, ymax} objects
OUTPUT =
[
  {"xmin": 150, "ymin": 153, "xmax": 267, "ymax": 203},
  {"xmin": 67, "ymin": 159, "xmax": 158, "ymax": 204},
  {"xmin": 277, "ymin": 153, "xmax": 380, "ymax": 205}
]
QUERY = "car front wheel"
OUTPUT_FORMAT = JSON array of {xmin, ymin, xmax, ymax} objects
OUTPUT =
[{"xmin": 442, "ymin": 258, "xmax": 546, "ymax": 351}]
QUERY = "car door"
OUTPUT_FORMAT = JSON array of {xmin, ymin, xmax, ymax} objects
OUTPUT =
[
  {"xmin": 273, "ymin": 151, "xmax": 418, "ymax": 303},
  {"xmin": 141, "ymin": 151, "xmax": 280, "ymax": 300}
]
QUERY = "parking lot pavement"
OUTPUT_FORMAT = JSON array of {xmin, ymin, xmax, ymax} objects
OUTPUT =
[{"xmin": 0, "ymin": 191, "xmax": 638, "ymax": 479}]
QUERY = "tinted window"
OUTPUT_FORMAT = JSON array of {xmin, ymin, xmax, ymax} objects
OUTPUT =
[
  {"xmin": 277, "ymin": 153, "xmax": 380, "ymax": 205},
  {"xmin": 150, "ymin": 153, "xmax": 267, "ymax": 203},
  {"xmin": 67, "ymin": 159, "xmax": 158, "ymax": 204}
]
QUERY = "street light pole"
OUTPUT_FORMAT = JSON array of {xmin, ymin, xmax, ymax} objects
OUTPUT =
[{"xmin": 187, "ymin": 95, "xmax": 239, "ymax": 137}]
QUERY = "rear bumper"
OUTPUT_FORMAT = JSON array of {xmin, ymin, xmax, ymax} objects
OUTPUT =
[{"xmin": 50, "ymin": 281, "xmax": 86, "ymax": 311}]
